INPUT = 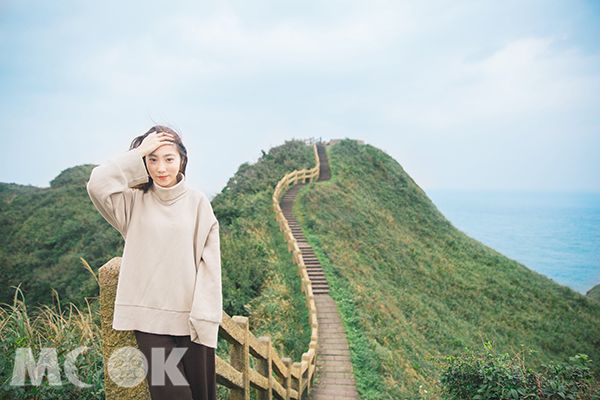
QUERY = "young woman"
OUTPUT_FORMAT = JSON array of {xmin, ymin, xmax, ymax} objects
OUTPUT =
[{"xmin": 87, "ymin": 126, "xmax": 221, "ymax": 400}]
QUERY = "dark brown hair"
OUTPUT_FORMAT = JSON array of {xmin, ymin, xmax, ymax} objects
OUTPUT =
[{"xmin": 129, "ymin": 125, "xmax": 188, "ymax": 192}]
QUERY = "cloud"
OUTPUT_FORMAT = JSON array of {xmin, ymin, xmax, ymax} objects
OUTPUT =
[
  {"xmin": 0, "ymin": 0, "xmax": 598, "ymax": 192},
  {"xmin": 174, "ymin": 1, "xmax": 410, "ymax": 64},
  {"xmin": 388, "ymin": 37, "xmax": 600, "ymax": 131}
]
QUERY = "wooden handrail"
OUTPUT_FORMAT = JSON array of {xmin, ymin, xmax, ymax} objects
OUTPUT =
[{"xmin": 100, "ymin": 140, "xmax": 321, "ymax": 400}]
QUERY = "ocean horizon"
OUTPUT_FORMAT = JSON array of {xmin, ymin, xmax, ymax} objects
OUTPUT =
[{"xmin": 425, "ymin": 189, "xmax": 600, "ymax": 295}]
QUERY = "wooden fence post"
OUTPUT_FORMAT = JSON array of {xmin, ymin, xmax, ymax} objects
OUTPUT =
[
  {"xmin": 282, "ymin": 357, "xmax": 292, "ymax": 400},
  {"xmin": 258, "ymin": 337, "xmax": 273, "ymax": 400},
  {"xmin": 230, "ymin": 316, "xmax": 250, "ymax": 400},
  {"xmin": 293, "ymin": 362, "xmax": 303, "ymax": 400}
]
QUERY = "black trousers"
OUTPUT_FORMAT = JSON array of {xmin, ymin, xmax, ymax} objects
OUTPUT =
[{"xmin": 134, "ymin": 331, "xmax": 216, "ymax": 400}]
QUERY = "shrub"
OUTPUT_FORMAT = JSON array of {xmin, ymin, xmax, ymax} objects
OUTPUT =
[{"xmin": 439, "ymin": 343, "xmax": 600, "ymax": 400}]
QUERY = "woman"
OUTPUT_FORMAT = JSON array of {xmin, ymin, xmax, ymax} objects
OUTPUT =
[{"xmin": 87, "ymin": 125, "xmax": 221, "ymax": 400}]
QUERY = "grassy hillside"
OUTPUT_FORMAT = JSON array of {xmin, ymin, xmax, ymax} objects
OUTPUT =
[
  {"xmin": 294, "ymin": 140, "xmax": 600, "ymax": 399},
  {"xmin": 0, "ymin": 165, "xmax": 124, "ymax": 307},
  {"xmin": 212, "ymin": 139, "xmax": 314, "ymax": 358}
]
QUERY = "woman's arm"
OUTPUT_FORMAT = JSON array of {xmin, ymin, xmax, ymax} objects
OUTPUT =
[
  {"xmin": 87, "ymin": 150, "xmax": 148, "ymax": 236},
  {"xmin": 189, "ymin": 198, "xmax": 223, "ymax": 349}
]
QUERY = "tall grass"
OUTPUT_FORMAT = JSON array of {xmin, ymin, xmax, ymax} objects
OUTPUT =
[{"xmin": 0, "ymin": 287, "xmax": 104, "ymax": 399}]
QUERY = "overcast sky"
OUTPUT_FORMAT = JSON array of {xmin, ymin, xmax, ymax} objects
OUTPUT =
[{"xmin": 1, "ymin": 0, "xmax": 599, "ymax": 196}]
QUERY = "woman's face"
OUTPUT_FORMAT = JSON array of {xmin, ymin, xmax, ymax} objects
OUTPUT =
[{"xmin": 146, "ymin": 144, "xmax": 182, "ymax": 188}]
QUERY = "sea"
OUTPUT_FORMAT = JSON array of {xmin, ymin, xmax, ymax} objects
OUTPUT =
[{"xmin": 425, "ymin": 190, "xmax": 600, "ymax": 295}]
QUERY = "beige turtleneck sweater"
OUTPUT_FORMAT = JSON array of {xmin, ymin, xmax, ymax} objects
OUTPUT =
[{"xmin": 87, "ymin": 149, "xmax": 222, "ymax": 348}]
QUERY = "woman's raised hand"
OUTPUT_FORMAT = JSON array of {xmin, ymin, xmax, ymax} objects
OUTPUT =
[{"xmin": 136, "ymin": 132, "xmax": 174, "ymax": 157}]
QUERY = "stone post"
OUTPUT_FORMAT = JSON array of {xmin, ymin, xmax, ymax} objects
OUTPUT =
[{"xmin": 99, "ymin": 257, "xmax": 151, "ymax": 400}]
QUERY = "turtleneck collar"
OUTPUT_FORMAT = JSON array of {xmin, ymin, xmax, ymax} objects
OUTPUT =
[{"xmin": 149, "ymin": 174, "xmax": 188, "ymax": 205}]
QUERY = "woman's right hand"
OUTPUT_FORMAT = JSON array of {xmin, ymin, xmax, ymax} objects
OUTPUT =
[{"xmin": 136, "ymin": 132, "xmax": 174, "ymax": 157}]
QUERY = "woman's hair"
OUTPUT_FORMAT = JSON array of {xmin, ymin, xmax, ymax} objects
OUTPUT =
[{"xmin": 129, "ymin": 125, "xmax": 188, "ymax": 192}]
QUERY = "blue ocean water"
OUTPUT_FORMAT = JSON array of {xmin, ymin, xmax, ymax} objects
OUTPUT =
[{"xmin": 425, "ymin": 190, "xmax": 600, "ymax": 295}]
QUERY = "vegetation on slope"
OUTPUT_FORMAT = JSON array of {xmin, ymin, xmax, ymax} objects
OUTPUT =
[
  {"xmin": 0, "ymin": 165, "xmax": 123, "ymax": 308},
  {"xmin": 439, "ymin": 345, "xmax": 599, "ymax": 399},
  {"xmin": 294, "ymin": 140, "xmax": 600, "ymax": 399},
  {"xmin": 212, "ymin": 139, "xmax": 314, "ymax": 359},
  {"xmin": 0, "ymin": 289, "xmax": 104, "ymax": 399}
]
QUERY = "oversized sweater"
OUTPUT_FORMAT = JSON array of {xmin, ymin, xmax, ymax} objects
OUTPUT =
[{"xmin": 87, "ymin": 149, "xmax": 222, "ymax": 348}]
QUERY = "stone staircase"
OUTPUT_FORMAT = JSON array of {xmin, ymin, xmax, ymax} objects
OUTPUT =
[
  {"xmin": 279, "ymin": 144, "xmax": 359, "ymax": 400},
  {"xmin": 280, "ymin": 185, "xmax": 330, "ymax": 295}
]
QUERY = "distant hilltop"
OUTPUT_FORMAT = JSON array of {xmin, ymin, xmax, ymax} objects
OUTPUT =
[{"xmin": 588, "ymin": 284, "xmax": 600, "ymax": 302}]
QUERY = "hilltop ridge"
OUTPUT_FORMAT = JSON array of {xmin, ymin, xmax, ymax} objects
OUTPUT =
[{"xmin": 294, "ymin": 139, "xmax": 600, "ymax": 399}]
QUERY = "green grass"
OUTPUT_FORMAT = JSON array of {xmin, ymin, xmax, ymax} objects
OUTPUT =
[
  {"xmin": 294, "ymin": 139, "xmax": 600, "ymax": 399},
  {"xmin": 0, "ymin": 288, "xmax": 104, "ymax": 400}
]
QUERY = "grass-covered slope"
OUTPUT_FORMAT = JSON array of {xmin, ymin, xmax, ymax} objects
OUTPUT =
[
  {"xmin": 294, "ymin": 140, "xmax": 600, "ymax": 399},
  {"xmin": 212, "ymin": 139, "xmax": 314, "ymax": 359},
  {"xmin": 0, "ymin": 165, "xmax": 124, "ymax": 307}
]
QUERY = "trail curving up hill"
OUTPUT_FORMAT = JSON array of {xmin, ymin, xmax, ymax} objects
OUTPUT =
[{"xmin": 280, "ymin": 144, "xmax": 359, "ymax": 400}]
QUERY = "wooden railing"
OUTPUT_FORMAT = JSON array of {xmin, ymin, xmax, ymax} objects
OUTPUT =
[
  {"xmin": 216, "ymin": 139, "xmax": 322, "ymax": 399},
  {"xmin": 216, "ymin": 136, "xmax": 321, "ymax": 398},
  {"xmin": 100, "ymin": 140, "xmax": 321, "ymax": 400}
]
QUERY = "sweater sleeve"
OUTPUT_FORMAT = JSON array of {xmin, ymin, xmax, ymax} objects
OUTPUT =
[
  {"xmin": 86, "ymin": 150, "xmax": 149, "ymax": 236},
  {"xmin": 189, "ymin": 199, "xmax": 223, "ymax": 348}
]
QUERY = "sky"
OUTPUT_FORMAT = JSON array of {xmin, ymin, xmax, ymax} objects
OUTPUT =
[{"xmin": 1, "ymin": 0, "xmax": 599, "ymax": 197}]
